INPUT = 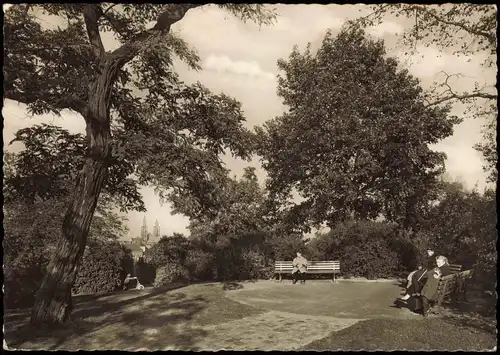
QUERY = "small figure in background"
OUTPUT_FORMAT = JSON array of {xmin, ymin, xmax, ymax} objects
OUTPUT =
[
  {"xmin": 123, "ymin": 274, "xmax": 145, "ymax": 291},
  {"xmin": 292, "ymin": 252, "xmax": 308, "ymax": 284}
]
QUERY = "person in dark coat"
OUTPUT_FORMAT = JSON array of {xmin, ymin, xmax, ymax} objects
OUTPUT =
[
  {"xmin": 399, "ymin": 248, "xmax": 436, "ymax": 301},
  {"xmin": 421, "ymin": 255, "xmax": 451, "ymax": 316}
]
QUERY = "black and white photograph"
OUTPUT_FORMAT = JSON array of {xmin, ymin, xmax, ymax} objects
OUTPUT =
[{"xmin": 2, "ymin": 3, "xmax": 497, "ymax": 351}]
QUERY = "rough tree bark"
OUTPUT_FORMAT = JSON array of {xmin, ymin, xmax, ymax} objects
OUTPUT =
[
  {"xmin": 30, "ymin": 66, "xmax": 113, "ymax": 326},
  {"xmin": 29, "ymin": 4, "xmax": 195, "ymax": 326}
]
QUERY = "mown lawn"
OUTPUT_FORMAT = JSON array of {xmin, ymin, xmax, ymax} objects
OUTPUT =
[
  {"xmin": 302, "ymin": 316, "xmax": 497, "ymax": 351},
  {"xmin": 4, "ymin": 283, "xmax": 264, "ymax": 351},
  {"xmin": 4, "ymin": 281, "xmax": 496, "ymax": 351}
]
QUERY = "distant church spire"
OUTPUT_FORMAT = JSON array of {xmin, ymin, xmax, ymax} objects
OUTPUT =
[
  {"xmin": 140, "ymin": 215, "xmax": 148, "ymax": 244},
  {"xmin": 153, "ymin": 218, "xmax": 160, "ymax": 242}
]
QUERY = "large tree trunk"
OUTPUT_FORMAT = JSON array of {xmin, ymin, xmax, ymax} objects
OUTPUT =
[
  {"xmin": 29, "ymin": 5, "xmax": 194, "ymax": 327},
  {"xmin": 30, "ymin": 83, "xmax": 112, "ymax": 327}
]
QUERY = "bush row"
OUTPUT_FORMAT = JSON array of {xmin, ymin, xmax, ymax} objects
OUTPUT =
[
  {"xmin": 142, "ymin": 233, "xmax": 291, "ymax": 287},
  {"xmin": 145, "ymin": 218, "xmax": 496, "ymax": 286},
  {"xmin": 4, "ymin": 239, "xmax": 134, "ymax": 309}
]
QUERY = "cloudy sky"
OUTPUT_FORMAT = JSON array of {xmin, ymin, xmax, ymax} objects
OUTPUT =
[{"xmin": 3, "ymin": 4, "xmax": 495, "ymax": 239}]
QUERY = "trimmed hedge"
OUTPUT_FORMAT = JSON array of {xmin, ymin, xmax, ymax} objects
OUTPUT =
[
  {"xmin": 307, "ymin": 220, "xmax": 403, "ymax": 279},
  {"xmin": 184, "ymin": 249, "xmax": 216, "ymax": 281},
  {"xmin": 73, "ymin": 241, "xmax": 133, "ymax": 295},
  {"xmin": 153, "ymin": 263, "xmax": 190, "ymax": 287}
]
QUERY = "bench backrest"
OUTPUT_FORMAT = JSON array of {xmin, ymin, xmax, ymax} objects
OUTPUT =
[
  {"xmin": 274, "ymin": 260, "xmax": 340, "ymax": 272},
  {"xmin": 449, "ymin": 264, "xmax": 462, "ymax": 274},
  {"xmin": 437, "ymin": 269, "xmax": 473, "ymax": 297}
]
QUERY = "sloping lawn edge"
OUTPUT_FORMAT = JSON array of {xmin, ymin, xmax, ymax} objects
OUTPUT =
[{"xmin": 302, "ymin": 317, "xmax": 497, "ymax": 351}]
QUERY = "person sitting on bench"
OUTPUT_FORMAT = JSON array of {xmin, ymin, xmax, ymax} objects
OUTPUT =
[
  {"xmin": 292, "ymin": 252, "xmax": 308, "ymax": 284},
  {"xmin": 420, "ymin": 255, "xmax": 451, "ymax": 316},
  {"xmin": 399, "ymin": 248, "xmax": 436, "ymax": 302},
  {"xmin": 123, "ymin": 274, "xmax": 145, "ymax": 290}
]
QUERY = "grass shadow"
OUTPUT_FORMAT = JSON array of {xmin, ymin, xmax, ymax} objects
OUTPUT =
[
  {"xmin": 4, "ymin": 283, "xmax": 209, "ymax": 350},
  {"xmin": 5, "ymin": 282, "xmax": 265, "ymax": 351},
  {"xmin": 223, "ymin": 282, "xmax": 245, "ymax": 291},
  {"xmin": 442, "ymin": 312, "xmax": 496, "ymax": 335},
  {"xmin": 440, "ymin": 290, "xmax": 496, "ymax": 335}
]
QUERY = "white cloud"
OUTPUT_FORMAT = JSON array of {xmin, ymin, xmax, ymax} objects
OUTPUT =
[
  {"xmin": 2, "ymin": 100, "xmax": 86, "ymax": 152},
  {"xmin": 203, "ymin": 54, "xmax": 276, "ymax": 81},
  {"xmin": 395, "ymin": 45, "xmax": 492, "ymax": 80},
  {"xmin": 367, "ymin": 21, "xmax": 404, "ymax": 37},
  {"xmin": 314, "ymin": 14, "xmax": 345, "ymax": 32}
]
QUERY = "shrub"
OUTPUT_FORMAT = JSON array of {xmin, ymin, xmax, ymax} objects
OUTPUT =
[
  {"xmin": 340, "ymin": 243, "xmax": 401, "ymax": 279},
  {"xmin": 135, "ymin": 258, "xmax": 156, "ymax": 285},
  {"xmin": 4, "ymin": 261, "xmax": 48, "ymax": 309},
  {"xmin": 153, "ymin": 263, "xmax": 190, "ymax": 287},
  {"xmin": 213, "ymin": 248, "xmax": 240, "ymax": 281},
  {"xmin": 73, "ymin": 241, "xmax": 132, "ymax": 295},
  {"xmin": 4, "ymin": 231, "xmax": 56, "ymax": 308},
  {"xmin": 185, "ymin": 249, "xmax": 216, "ymax": 281},
  {"xmin": 267, "ymin": 232, "xmax": 308, "ymax": 261},
  {"xmin": 3, "ymin": 199, "xmax": 64, "ymax": 309},
  {"xmin": 320, "ymin": 220, "xmax": 402, "ymax": 279},
  {"xmin": 240, "ymin": 250, "xmax": 268, "ymax": 280},
  {"xmin": 144, "ymin": 235, "xmax": 190, "ymax": 268},
  {"xmin": 389, "ymin": 230, "xmax": 430, "ymax": 273}
]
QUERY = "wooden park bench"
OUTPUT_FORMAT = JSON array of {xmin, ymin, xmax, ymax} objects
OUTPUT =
[
  {"xmin": 403, "ymin": 263, "xmax": 462, "ymax": 288},
  {"xmin": 431, "ymin": 269, "xmax": 473, "ymax": 315},
  {"xmin": 274, "ymin": 260, "xmax": 341, "ymax": 283},
  {"xmin": 449, "ymin": 263, "xmax": 462, "ymax": 274}
]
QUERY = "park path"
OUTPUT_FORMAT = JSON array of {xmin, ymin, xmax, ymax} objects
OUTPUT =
[{"xmin": 164, "ymin": 310, "xmax": 362, "ymax": 351}]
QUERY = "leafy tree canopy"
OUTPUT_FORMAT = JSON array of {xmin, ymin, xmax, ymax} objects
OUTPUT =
[
  {"xmin": 3, "ymin": 146, "xmax": 129, "ymax": 244},
  {"xmin": 4, "ymin": 4, "xmax": 275, "ymax": 219},
  {"xmin": 257, "ymin": 27, "xmax": 460, "ymax": 230},
  {"xmin": 187, "ymin": 167, "xmax": 269, "ymax": 249},
  {"xmin": 352, "ymin": 4, "xmax": 497, "ymax": 183}
]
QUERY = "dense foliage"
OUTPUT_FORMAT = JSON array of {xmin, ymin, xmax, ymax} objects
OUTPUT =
[
  {"xmin": 421, "ymin": 182, "xmax": 497, "ymax": 292},
  {"xmin": 257, "ymin": 27, "xmax": 459, "ymax": 232},
  {"xmin": 144, "ymin": 234, "xmax": 191, "ymax": 268},
  {"xmin": 353, "ymin": 4, "xmax": 497, "ymax": 182},
  {"xmin": 3, "ymin": 148, "xmax": 132, "ymax": 308},
  {"xmin": 153, "ymin": 263, "xmax": 190, "ymax": 287},
  {"xmin": 72, "ymin": 240, "xmax": 133, "ymax": 295},
  {"xmin": 307, "ymin": 221, "xmax": 403, "ymax": 279},
  {"xmin": 184, "ymin": 249, "xmax": 216, "ymax": 281}
]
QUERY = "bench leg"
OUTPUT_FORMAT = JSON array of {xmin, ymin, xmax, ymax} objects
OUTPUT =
[
  {"xmin": 279, "ymin": 273, "xmax": 282, "ymax": 283},
  {"xmin": 437, "ymin": 299, "xmax": 443, "ymax": 315}
]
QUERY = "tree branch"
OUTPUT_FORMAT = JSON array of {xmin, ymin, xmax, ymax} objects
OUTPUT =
[
  {"xmin": 412, "ymin": 5, "xmax": 496, "ymax": 44},
  {"xmin": 109, "ymin": 4, "xmax": 201, "ymax": 66},
  {"xmin": 425, "ymin": 92, "xmax": 497, "ymax": 107},
  {"xmin": 102, "ymin": 3, "xmax": 119, "ymax": 16},
  {"xmin": 424, "ymin": 70, "xmax": 497, "ymax": 107},
  {"xmin": 4, "ymin": 89, "xmax": 88, "ymax": 114},
  {"xmin": 83, "ymin": 4, "xmax": 105, "ymax": 60}
]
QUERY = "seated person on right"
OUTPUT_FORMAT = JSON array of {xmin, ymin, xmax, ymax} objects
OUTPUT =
[
  {"xmin": 399, "ymin": 248, "xmax": 436, "ymax": 301},
  {"xmin": 420, "ymin": 255, "xmax": 452, "ymax": 316}
]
